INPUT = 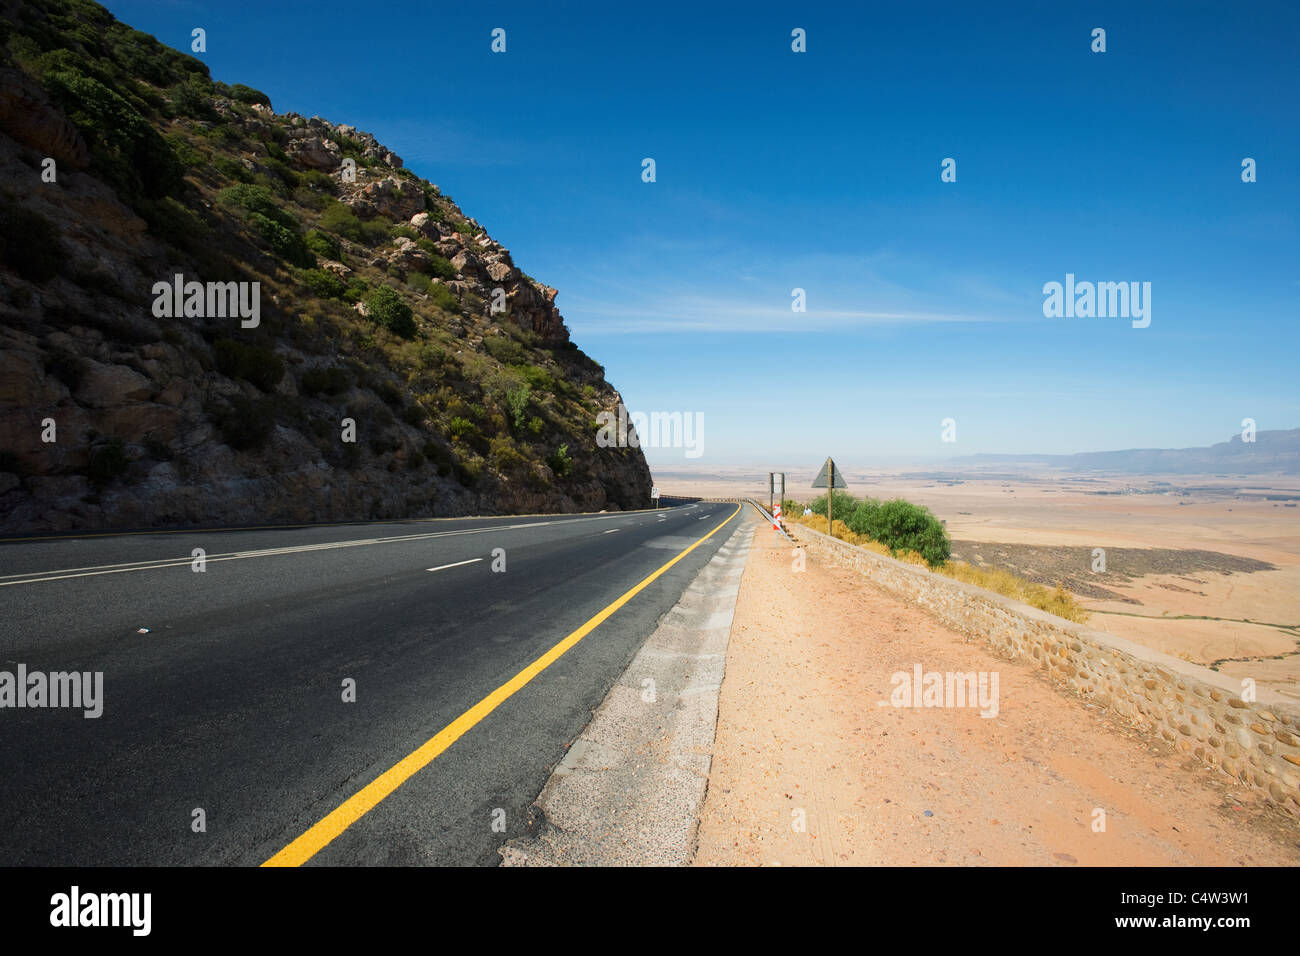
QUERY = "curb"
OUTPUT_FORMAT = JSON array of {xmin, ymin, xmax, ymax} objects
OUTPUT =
[{"xmin": 499, "ymin": 516, "xmax": 756, "ymax": 865}]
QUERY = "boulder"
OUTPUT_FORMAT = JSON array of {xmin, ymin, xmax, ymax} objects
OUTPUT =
[
  {"xmin": 319, "ymin": 259, "xmax": 352, "ymax": 278},
  {"xmin": 409, "ymin": 212, "xmax": 448, "ymax": 239},
  {"xmin": 74, "ymin": 360, "xmax": 154, "ymax": 407},
  {"xmin": 284, "ymin": 135, "xmax": 341, "ymax": 170},
  {"xmin": 344, "ymin": 176, "xmax": 425, "ymax": 221},
  {"xmin": 0, "ymin": 67, "xmax": 90, "ymax": 168},
  {"xmin": 450, "ymin": 250, "xmax": 487, "ymax": 280},
  {"xmin": 386, "ymin": 237, "xmax": 429, "ymax": 273},
  {"xmin": 485, "ymin": 260, "xmax": 516, "ymax": 283}
]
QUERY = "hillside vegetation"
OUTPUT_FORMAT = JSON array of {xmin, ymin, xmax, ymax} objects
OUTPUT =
[{"xmin": 0, "ymin": 0, "xmax": 650, "ymax": 531}]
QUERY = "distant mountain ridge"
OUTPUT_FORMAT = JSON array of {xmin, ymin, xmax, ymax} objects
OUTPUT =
[{"xmin": 953, "ymin": 428, "xmax": 1300, "ymax": 475}]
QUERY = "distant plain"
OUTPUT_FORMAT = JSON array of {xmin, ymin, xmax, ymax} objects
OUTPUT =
[{"xmin": 657, "ymin": 467, "xmax": 1300, "ymax": 701}]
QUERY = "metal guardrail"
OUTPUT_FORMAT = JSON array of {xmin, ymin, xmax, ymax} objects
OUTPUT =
[{"xmin": 743, "ymin": 498, "xmax": 794, "ymax": 543}]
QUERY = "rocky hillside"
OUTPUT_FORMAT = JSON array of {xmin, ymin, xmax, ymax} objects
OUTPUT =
[{"xmin": 0, "ymin": 0, "xmax": 650, "ymax": 532}]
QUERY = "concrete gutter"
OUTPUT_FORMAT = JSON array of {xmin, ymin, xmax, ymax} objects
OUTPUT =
[{"xmin": 499, "ymin": 514, "xmax": 756, "ymax": 865}]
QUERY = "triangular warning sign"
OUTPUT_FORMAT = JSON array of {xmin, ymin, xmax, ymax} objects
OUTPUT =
[{"xmin": 811, "ymin": 457, "xmax": 846, "ymax": 488}]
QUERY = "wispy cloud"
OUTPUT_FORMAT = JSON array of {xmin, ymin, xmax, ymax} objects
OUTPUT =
[{"xmin": 566, "ymin": 295, "xmax": 1004, "ymax": 334}]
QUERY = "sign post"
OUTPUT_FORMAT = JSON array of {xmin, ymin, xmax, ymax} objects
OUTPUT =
[
  {"xmin": 651, "ymin": 486, "xmax": 660, "ymax": 509},
  {"xmin": 811, "ymin": 457, "xmax": 846, "ymax": 530},
  {"xmin": 768, "ymin": 472, "xmax": 786, "ymax": 519}
]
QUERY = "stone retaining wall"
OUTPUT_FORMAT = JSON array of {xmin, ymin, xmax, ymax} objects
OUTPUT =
[{"xmin": 791, "ymin": 520, "xmax": 1300, "ymax": 817}]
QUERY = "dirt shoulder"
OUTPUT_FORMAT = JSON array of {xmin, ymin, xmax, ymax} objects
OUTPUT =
[{"xmin": 692, "ymin": 524, "xmax": 1300, "ymax": 866}]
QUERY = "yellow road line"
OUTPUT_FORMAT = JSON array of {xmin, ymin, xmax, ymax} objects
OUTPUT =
[{"xmin": 262, "ymin": 503, "xmax": 742, "ymax": 867}]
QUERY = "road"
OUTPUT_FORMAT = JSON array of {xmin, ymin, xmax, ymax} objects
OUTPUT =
[{"xmin": 0, "ymin": 501, "xmax": 742, "ymax": 866}]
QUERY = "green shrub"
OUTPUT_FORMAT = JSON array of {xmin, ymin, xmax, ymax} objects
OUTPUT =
[
  {"xmin": 166, "ymin": 78, "xmax": 214, "ymax": 118},
  {"xmin": 843, "ymin": 497, "xmax": 882, "ymax": 536},
  {"xmin": 229, "ymin": 83, "xmax": 271, "ymax": 107},
  {"xmin": 360, "ymin": 218, "xmax": 392, "ymax": 244},
  {"xmin": 504, "ymin": 384, "xmax": 531, "ymax": 430},
  {"xmin": 362, "ymin": 285, "xmax": 416, "ymax": 338},
  {"xmin": 304, "ymin": 228, "xmax": 339, "ymax": 260},
  {"xmin": 262, "ymin": 156, "xmax": 300, "ymax": 190},
  {"xmin": 300, "ymin": 170, "xmax": 335, "ymax": 193},
  {"xmin": 547, "ymin": 443, "xmax": 572, "ymax": 478},
  {"xmin": 213, "ymin": 338, "xmax": 284, "ymax": 391},
  {"xmin": 217, "ymin": 183, "xmax": 298, "ymax": 230},
  {"xmin": 138, "ymin": 195, "xmax": 209, "ymax": 250},
  {"xmin": 856, "ymin": 499, "xmax": 951, "ymax": 567},
  {"xmin": 809, "ymin": 490, "xmax": 858, "ymax": 519},
  {"xmin": 424, "ymin": 254, "xmax": 456, "ymax": 280},
  {"xmin": 489, "ymin": 436, "xmax": 529, "ymax": 472},
  {"xmin": 448, "ymin": 416, "xmax": 476, "ymax": 440},
  {"xmin": 248, "ymin": 212, "xmax": 314, "ymax": 267},
  {"xmin": 319, "ymin": 201, "xmax": 364, "ymax": 241},
  {"xmin": 42, "ymin": 67, "xmax": 183, "ymax": 202},
  {"xmin": 264, "ymin": 139, "xmax": 288, "ymax": 162},
  {"xmin": 483, "ymin": 335, "xmax": 528, "ymax": 366},
  {"xmin": 370, "ymin": 378, "xmax": 405, "ymax": 408},
  {"xmin": 301, "ymin": 268, "xmax": 345, "ymax": 299},
  {"xmin": 165, "ymin": 133, "xmax": 202, "ymax": 168},
  {"xmin": 519, "ymin": 364, "xmax": 554, "ymax": 392},
  {"xmin": 301, "ymin": 366, "xmax": 351, "ymax": 396},
  {"xmin": 428, "ymin": 283, "xmax": 459, "ymax": 312},
  {"xmin": 406, "ymin": 272, "xmax": 432, "ymax": 294},
  {"xmin": 342, "ymin": 277, "xmax": 370, "ymax": 303},
  {"xmin": 212, "ymin": 155, "xmax": 252, "ymax": 182}
]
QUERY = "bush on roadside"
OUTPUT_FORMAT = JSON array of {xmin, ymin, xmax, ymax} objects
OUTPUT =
[
  {"xmin": 854, "ymin": 499, "xmax": 951, "ymax": 567},
  {"xmin": 809, "ymin": 490, "xmax": 858, "ymax": 519}
]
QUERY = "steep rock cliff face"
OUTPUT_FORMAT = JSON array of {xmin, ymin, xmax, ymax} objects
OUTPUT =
[{"xmin": 0, "ymin": 0, "xmax": 651, "ymax": 532}]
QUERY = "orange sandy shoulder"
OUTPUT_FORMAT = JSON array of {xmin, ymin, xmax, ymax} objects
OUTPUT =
[{"xmin": 692, "ymin": 525, "xmax": 1300, "ymax": 866}]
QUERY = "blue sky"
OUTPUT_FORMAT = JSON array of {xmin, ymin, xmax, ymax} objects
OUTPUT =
[{"xmin": 105, "ymin": 0, "xmax": 1299, "ymax": 468}]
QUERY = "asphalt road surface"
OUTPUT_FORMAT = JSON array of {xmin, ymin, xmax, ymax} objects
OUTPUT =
[{"xmin": 0, "ymin": 501, "xmax": 743, "ymax": 866}]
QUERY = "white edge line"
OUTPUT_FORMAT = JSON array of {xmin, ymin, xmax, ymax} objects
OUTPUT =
[
  {"xmin": 0, "ymin": 512, "xmax": 646, "ymax": 587},
  {"xmin": 425, "ymin": 557, "xmax": 484, "ymax": 573}
]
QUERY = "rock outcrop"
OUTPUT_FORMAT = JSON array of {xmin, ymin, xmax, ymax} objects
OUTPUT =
[{"xmin": 0, "ymin": 0, "xmax": 651, "ymax": 533}]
